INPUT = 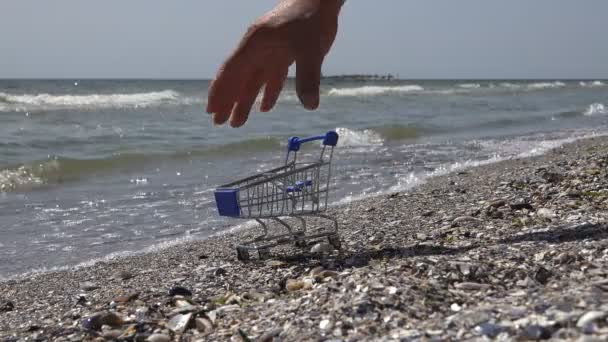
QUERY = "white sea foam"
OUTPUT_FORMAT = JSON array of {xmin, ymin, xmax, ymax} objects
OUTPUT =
[
  {"xmin": 0, "ymin": 166, "xmax": 46, "ymax": 192},
  {"xmin": 327, "ymin": 85, "xmax": 424, "ymax": 97},
  {"xmin": 498, "ymin": 81, "xmax": 567, "ymax": 91},
  {"xmin": 458, "ymin": 83, "xmax": 482, "ymax": 89},
  {"xmin": 332, "ymin": 131, "xmax": 601, "ymax": 206},
  {"xmin": 584, "ymin": 103, "xmax": 607, "ymax": 116},
  {"xmin": 335, "ymin": 127, "xmax": 384, "ymax": 147},
  {"xmin": 0, "ymin": 90, "xmax": 193, "ymax": 111},
  {"xmin": 527, "ymin": 81, "xmax": 566, "ymax": 90},
  {"xmin": 580, "ymin": 81, "xmax": 605, "ymax": 88}
]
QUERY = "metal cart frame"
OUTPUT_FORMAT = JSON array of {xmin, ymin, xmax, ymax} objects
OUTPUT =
[{"xmin": 214, "ymin": 131, "xmax": 340, "ymax": 260}]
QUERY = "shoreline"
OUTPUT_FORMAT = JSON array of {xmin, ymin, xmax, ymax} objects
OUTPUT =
[
  {"xmin": 3, "ymin": 136, "xmax": 608, "ymax": 340},
  {"xmin": 0, "ymin": 131, "xmax": 574, "ymax": 283}
]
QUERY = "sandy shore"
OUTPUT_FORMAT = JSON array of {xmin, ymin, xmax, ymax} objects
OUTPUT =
[{"xmin": 3, "ymin": 137, "xmax": 608, "ymax": 341}]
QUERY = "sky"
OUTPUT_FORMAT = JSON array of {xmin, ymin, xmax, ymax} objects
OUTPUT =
[{"xmin": 1, "ymin": 0, "xmax": 607, "ymax": 79}]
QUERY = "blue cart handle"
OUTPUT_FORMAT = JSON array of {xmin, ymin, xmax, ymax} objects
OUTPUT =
[{"xmin": 287, "ymin": 131, "xmax": 339, "ymax": 152}]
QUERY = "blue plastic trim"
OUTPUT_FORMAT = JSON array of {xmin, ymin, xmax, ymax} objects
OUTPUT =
[
  {"xmin": 214, "ymin": 189, "xmax": 241, "ymax": 217},
  {"xmin": 287, "ymin": 131, "xmax": 340, "ymax": 152},
  {"xmin": 323, "ymin": 131, "xmax": 339, "ymax": 147},
  {"xmin": 296, "ymin": 180, "xmax": 313, "ymax": 187}
]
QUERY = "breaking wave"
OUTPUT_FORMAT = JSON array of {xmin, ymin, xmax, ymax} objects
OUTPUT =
[
  {"xmin": 458, "ymin": 83, "xmax": 482, "ymax": 89},
  {"xmin": 580, "ymin": 81, "xmax": 605, "ymax": 87},
  {"xmin": 500, "ymin": 81, "xmax": 566, "ymax": 91},
  {"xmin": 584, "ymin": 103, "xmax": 607, "ymax": 116},
  {"xmin": 323, "ymin": 80, "xmax": 606, "ymax": 99},
  {"xmin": 0, "ymin": 137, "xmax": 282, "ymax": 192},
  {"xmin": 334, "ymin": 125, "xmax": 428, "ymax": 148},
  {"xmin": 335, "ymin": 127, "xmax": 384, "ymax": 146},
  {"xmin": 0, "ymin": 90, "xmax": 196, "ymax": 112},
  {"xmin": 327, "ymin": 85, "xmax": 424, "ymax": 97}
]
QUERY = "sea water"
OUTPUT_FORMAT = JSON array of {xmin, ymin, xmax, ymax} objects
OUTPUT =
[{"xmin": 1, "ymin": 78, "xmax": 607, "ymax": 278}]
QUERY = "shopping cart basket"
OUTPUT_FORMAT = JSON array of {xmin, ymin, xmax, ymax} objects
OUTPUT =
[{"xmin": 214, "ymin": 131, "xmax": 340, "ymax": 260}]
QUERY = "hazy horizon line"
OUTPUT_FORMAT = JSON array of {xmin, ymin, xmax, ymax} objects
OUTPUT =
[{"xmin": 1, "ymin": 77, "xmax": 607, "ymax": 82}]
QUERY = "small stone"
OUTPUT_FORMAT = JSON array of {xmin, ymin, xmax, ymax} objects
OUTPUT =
[
  {"xmin": 81, "ymin": 312, "xmax": 124, "ymax": 331},
  {"xmin": 135, "ymin": 307, "xmax": 150, "ymax": 322},
  {"xmin": 369, "ymin": 235, "xmax": 383, "ymax": 243},
  {"xmin": 317, "ymin": 271, "xmax": 339, "ymax": 280},
  {"xmin": 474, "ymin": 322, "xmax": 503, "ymax": 338},
  {"xmin": 457, "ymin": 310, "xmax": 491, "ymax": 328},
  {"xmin": 102, "ymin": 330, "xmax": 123, "ymax": 339},
  {"xmin": 576, "ymin": 311, "xmax": 606, "ymax": 330},
  {"xmin": 310, "ymin": 266, "xmax": 325, "ymax": 277},
  {"xmin": 540, "ymin": 171, "xmax": 563, "ymax": 183},
  {"xmin": 147, "ymin": 334, "xmax": 170, "ymax": 342},
  {"xmin": 521, "ymin": 324, "xmax": 552, "ymax": 340},
  {"xmin": 257, "ymin": 329, "xmax": 282, "ymax": 342},
  {"xmin": 113, "ymin": 293, "xmax": 139, "ymax": 303},
  {"xmin": 454, "ymin": 282, "xmax": 490, "ymax": 291},
  {"xmin": 451, "ymin": 303, "xmax": 462, "ymax": 312},
  {"xmin": 311, "ymin": 243, "xmax": 333, "ymax": 254},
  {"xmin": 537, "ymin": 208, "xmax": 555, "ymax": 219},
  {"xmin": 0, "ymin": 300, "xmax": 14, "ymax": 312},
  {"xmin": 114, "ymin": 270, "xmax": 134, "ymax": 280},
  {"xmin": 534, "ymin": 252, "xmax": 547, "ymax": 262},
  {"xmin": 266, "ymin": 260, "xmax": 287, "ymax": 268},
  {"xmin": 80, "ymin": 281, "xmax": 99, "ymax": 291},
  {"xmin": 452, "ymin": 216, "xmax": 481, "ymax": 227},
  {"xmin": 168, "ymin": 286, "xmax": 192, "ymax": 297},
  {"xmin": 534, "ymin": 267, "xmax": 552, "ymax": 285},
  {"xmin": 510, "ymin": 201, "xmax": 534, "ymax": 211},
  {"xmin": 206, "ymin": 267, "xmax": 227, "ymax": 277},
  {"xmin": 319, "ymin": 319, "xmax": 333, "ymax": 330},
  {"xmin": 167, "ymin": 313, "xmax": 193, "ymax": 333},
  {"xmin": 490, "ymin": 199, "xmax": 507, "ymax": 208},
  {"xmin": 195, "ymin": 317, "xmax": 214, "ymax": 334},
  {"xmin": 170, "ymin": 304, "xmax": 201, "ymax": 316},
  {"xmin": 286, "ymin": 279, "xmax": 305, "ymax": 292},
  {"xmin": 415, "ymin": 233, "xmax": 428, "ymax": 241}
]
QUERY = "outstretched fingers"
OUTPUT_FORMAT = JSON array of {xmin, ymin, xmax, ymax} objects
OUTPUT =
[
  {"xmin": 208, "ymin": 63, "xmax": 242, "ymax": 125},
  {"xmin": 260, "ymin": 65, "xmax": 289, "ymax": 112},
  {"xmin": 293, "ymin": 19, "xmax": 323, "ymax": 110},
  {"xmin": 229, "ymin": 71, "xmax": 265, "ymax": 127}
]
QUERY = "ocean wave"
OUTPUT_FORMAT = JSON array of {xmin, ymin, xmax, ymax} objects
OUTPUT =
[
  {"xmin": 322, "ymin": 81, "xmax": 598, "ymax": 99},
  {"xmin": 580, "ymin": 81, "xmax": 605, "ymax": 88},
  {"xmin": 0, "ymin": 137, "xmax": 282, "ymax": 192},
  {"xmin": 0, "ymin": 90, "xmax": 197, "ymax": 112},
  {"xmin": 499, "ymin": 81, "xmax": 567, "ymax": 91},
  {"xmin": 458, "ymin": 83, "xmax": 482, "ymax": 89},
  {"xmin": 327, "ymin": 85, "xmax": 424, "ymax": 97},
  {"xmin": 371, "ymin": 124, "xmax": 430, "ymax": 141},
  {"xmin": 333, "ymin": 125, "xmax": 432, "ymax": 148},
  {"xmin": 584, "ymin": 103, "xmax": 607, "ymax": 116},
  {"xmin": 335, "ymin": 127, "xmax": 384, "ymax": 146},
  {"xmin": 0, "ymin": 166, "xmax": 46, "ymax": 192},
  {"xmin": 527, "ymin": 81, "xmax": 566, "ymax": 90}
]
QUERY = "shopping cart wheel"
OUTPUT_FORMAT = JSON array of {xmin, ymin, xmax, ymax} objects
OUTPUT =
[
  {"xmin": 236, "ymin": 247, "xmax": 250, "ymax": 261},
  {"xmin": 258, "ymin": 248, "xmax": 271, "ymax": 260},
  {"xmin": 328, "ymin": 234, "xmax": 341, "ymax": 250}
]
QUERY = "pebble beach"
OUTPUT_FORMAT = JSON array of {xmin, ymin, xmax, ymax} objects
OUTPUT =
[{"xmin": 3, "ymin": 136, "xmax": 608, "ymax": 341}]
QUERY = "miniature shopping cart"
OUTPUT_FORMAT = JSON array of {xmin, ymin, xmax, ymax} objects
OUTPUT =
[{"xmin": 214, "ymin": 131, "xmax": 340, "ymax": 260}]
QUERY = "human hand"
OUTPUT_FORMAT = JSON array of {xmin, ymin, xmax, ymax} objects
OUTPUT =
[{"xmin": 206, "ymin": 0, "xmax": 341, "ymax": 127}]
